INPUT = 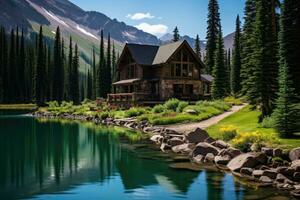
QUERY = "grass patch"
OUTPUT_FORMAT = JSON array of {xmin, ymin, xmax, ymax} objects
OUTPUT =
[
  {"xmin": 0, "ymin": 104, "xmax": 37, "ymax": 110},
  {"xmin": 206, "ymin": 105, "xmax": 300, "ymax": 149}
]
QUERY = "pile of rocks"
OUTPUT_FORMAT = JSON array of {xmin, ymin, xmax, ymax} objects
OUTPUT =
[{"xmin": 150, "ymin": 127, "xmax": 300, "ymax": 198}]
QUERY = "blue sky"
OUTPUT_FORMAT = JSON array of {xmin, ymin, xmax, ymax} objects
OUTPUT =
[{"xmin": 70, "ymin": 0, "xmax": 245, "ymax": 39}]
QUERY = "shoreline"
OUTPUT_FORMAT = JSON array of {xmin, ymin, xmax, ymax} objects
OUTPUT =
[{"xmin": 31, "ymin": 111, "xmax": 300, "ymax": 198}]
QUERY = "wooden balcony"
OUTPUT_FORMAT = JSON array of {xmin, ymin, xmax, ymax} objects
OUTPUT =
[{"xmin": 108, "ymin": 93, "xmax": 151, "ymax": 102}]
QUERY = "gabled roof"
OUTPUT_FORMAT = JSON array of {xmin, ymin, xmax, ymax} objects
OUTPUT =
[{"xmin": 121, "ymin": 40, "xmax": 204, "ymax": 67}]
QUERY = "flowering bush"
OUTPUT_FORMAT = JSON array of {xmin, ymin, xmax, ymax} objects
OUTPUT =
[{"xmin": 219, "ymin": 125, "xmax": 238, "ymax": 141}]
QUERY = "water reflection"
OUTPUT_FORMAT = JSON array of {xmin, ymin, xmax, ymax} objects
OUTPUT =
[{"xmin": 0, "ymin": 114, "xmax": 292, "ymax": 200}]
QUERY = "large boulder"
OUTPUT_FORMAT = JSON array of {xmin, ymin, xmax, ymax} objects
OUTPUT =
[
  {"xmin": 218, "ymin": 147, "xmax": 241, "ymax": 158},
  {"xmin": 211, "ymin": 140, "xmax": 229, "ymax": 149},
  {"xmin": 186, "ymin": 128, "xmax": 210, "ymax": 144},
  {"xmin": 172, "ymin": 143, "xmax": 195, "ymax": 154},
  {"xmin": 214, "ymin": 155, "xmax": 231, "ymax": 165},
  {"xmin": 262, "ymin": 170, "xmax": 278, "ymax": 179},
  {"xmin": 291, "ymin": 160, "xmax": 300, "ymax": 172},
  {"xmin": 191, "ymin": 142, "xmax": 220, "ymax": 157},
  {"xmin": 289, "ymin": 148, "xmax": 300, "ymax": 161},
  {"xmin": 168, "ymin": 137, "xmax": 184, "ymax": 147},
  {"xmin": 150, "ymin": 135, "xmax": 164, "ymax": 144},
  {"xmin": 227, "ymin": 153, "xmax": 267, "ymax": 172}
]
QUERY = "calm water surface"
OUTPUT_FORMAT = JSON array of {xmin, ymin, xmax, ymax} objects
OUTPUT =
[{"xmin": 0, "ymin": 111, "xmax": 292, "ymax": 200}]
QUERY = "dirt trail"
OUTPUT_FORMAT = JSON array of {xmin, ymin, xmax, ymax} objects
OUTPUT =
[{"xmin": 159, "ymin": 104, "xmax": 247, "ymax": 134}]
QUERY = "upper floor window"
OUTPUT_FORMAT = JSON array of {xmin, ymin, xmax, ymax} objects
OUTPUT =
[{"xmin": 170, "ymin": 48, "xmax": 197, "ymax": 78}]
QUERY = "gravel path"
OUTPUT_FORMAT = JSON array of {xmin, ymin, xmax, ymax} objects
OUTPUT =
[{"xmin": 159, "ymin": 104, "xmax": 247, "ymax": 134}]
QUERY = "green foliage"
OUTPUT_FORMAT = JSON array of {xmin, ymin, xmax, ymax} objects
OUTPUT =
[
  {"xmin": 149, "ymin": 113, "xmax": 201, "ymax": 125},
  {"xmin": 224, "ymin": 96, "xmax": 243, "ymax": 105},
  {"xmin": 99, "ymin": 111, "xmax": 109, "ymax": 120},
  {"xmin": 261, "ymin": 116, "xmax": 275, "ymax": 128},
  {"xmin": 124, "ymin": 107, "xmax": 148, "ymax": 118},
  {"xmin": 173, "ymin": 26, "xmax": 180, "ymax": 42},
  {"xmin": 219, "ymin": 125, "xmax": 238, "ymax": 141},
  {"xmin": 152, "ymin": 104, "xmax": 165, "ymax": 113},
  {"xmin": 176, "ymin": 101, "xmax": 188, "ymax": 112},
  {"xmin": 164, "ymin": 98, "xmax": 180, "ymax": 111}
]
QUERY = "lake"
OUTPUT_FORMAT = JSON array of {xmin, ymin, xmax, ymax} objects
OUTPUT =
[{"xmin": 0, "ymin": 111, "xmax": 292, "ymax": 200}]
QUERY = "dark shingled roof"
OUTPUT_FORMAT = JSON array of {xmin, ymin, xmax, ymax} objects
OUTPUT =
[
  {"xmin": 124, "ymin": 40, "xmax": 201, "ymax": 66},
  {"xmin": 201, "ymin": 74, "xmax": 214, "ymax": 83}
]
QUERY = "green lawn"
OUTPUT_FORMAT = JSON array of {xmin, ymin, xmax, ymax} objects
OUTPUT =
[
  {"xmin": 206, "ymin": 105, "xmax": 300, "ymax": 149},
  {"xmin": 0, "ymin": 104, "xmax": 37, "ymax": 110}
]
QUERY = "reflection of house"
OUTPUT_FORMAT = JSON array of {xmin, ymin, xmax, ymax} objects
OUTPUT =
[
  {"xmin": 108, "ymin": 40, "xmax": 211, "ymax": 105},
  {"xmin": 201, "ymin": 74, "xmax": 214, "ymax": 97}
]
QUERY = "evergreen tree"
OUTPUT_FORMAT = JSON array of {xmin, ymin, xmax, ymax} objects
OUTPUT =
[
  {"xmin": 53, "ymin": 26, "xmax": 64, "ymax": 102},
  {"xmin": 106, "ymin": 33, "xmax": 112, "ymax": 96},
  {"xmin": 231, "ymin": 15, "xmax": 242, "ymax": 95},
  {"xmin": 173, "ymin": 27, "xmax": 180, "ymax": 42},
  {"xmin": 8, "ymin": 29, "xmax": 17, "ymax": 102},
  {"xmin": 195, "ymin": 34, "xmax": 201, "ymax": 60},
  {"xmin": 240, "ymin": 0, "xmax": 256, "ymax": 97},
  {"xmin": 253, "ymin": 0, "xmax": 279, "ymax": 118},
  {"xmin": 205, "ymin": 0, "xmax": 221, "ymax": 74},
  {"xmin": 98, "ymin": 30, "xmax": 105, "ymax": 98},
  {"xmin": 87, "ymin": 69, "xmax": 93, "ymax": 99},
  {"xmin": 19, "ymin": 29, "xmax": 26, "ymax": 101},
  {"xmin": 0, "ymin": 27, "xmax": 4, "ymax": 102},
  {"xmin": 92, "ymin": 47, "xmax": 96, "ymax": 100},
  {"xmin": 212, "ymin": 26, "xmax": 227, "ymax": 99},
  {"xmin": 112, "ymin": 42, "xmax": 117, "ymax": 83},
  {"xmin": 35, "ymin": 26, "xmax": 46, "ymax": 105},
  {"xmin": 72, "ymin": 44, "xmax": 80, "ymax": 104},
  {"xmin": 272, "ymin": 0, "xmax": 300, "ymax": 137},
  {"xmin": 67, "ymin": 36, "xmax": 73, "ymax": 101}
]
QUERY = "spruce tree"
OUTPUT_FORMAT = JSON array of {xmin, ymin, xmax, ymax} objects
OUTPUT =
[
  {"xmin": 53, "ymin": 26, "xmax": 64, "ymax": 102},
  {"xmin": 205, "ymin": 0, "xmax": 221, "ymax": 74},
  {"xmin": 272, "ymin": 0, "xmax": 300, "ymax": 137},
  {"xmin": 253, "ymin": 0, "xmax": 278, "ymax": 118},
  {"xmin": 240, "ymin": 0, "xmax": 256, "ymax": 97},
  {"xmin": 112, "ymin": 42, "xmax": 117, "ymax": 83},
  {"xmin": 231, "ymin": 15, "xmax": 242, "ymax": 95},
  {"xmin": 0, "ymin": 27, "xmax": 4, "ymax": 102},
  {"xmin": 212, "ymin": 26, "xmax": 227, "ymax": 99},
  {"xmin": 173, "ymin": 27, "xmax": 180, "ymax": 42},
  {"xmin": 68, "ymin": 36, "xmax": 73, "ymax": 101},
  {"xmin": 72, "ymin": 44, "xmax": 80, "ymax": 104},
  {"xmin": 9, "ymin": 29, "xmax": 17, "ymax": 102},
  {"xmin": 92, "ymin": 47, "xmax": 96, "ymax": 100},
  {"xmin": 106, "ymin": 33, "xmax": 112, "ymax": 96},
  {"xmin": 35, "ymin": 26, "xmax": 46, "ymax": 105},
  {"xmin": 195, "ymin": 34, "xmax": 201, "ymax": 60},
  {"xmin": 19, "ymin": 29, "xmax": 26, "ymax": 101},
  {"xmin": 87, "ymin": 69, "xmax": 93, "ymax": 99},
  {"xmin": 98, "ymin": 30, "xmax": 105, "ymax": 98}
]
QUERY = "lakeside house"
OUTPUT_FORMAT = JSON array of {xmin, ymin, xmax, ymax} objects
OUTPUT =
[{"xmin": 108, "ymin": 40, "xmax": 213, "ymax": 105}]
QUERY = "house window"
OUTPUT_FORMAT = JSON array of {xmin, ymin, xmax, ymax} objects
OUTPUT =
[
  {"xmin": 182, "ymin": 64, "xmax": 188, "ymax": 77},
  {"xmin": 173, "ymin": 84, "xmax": 183, "ymax": 96},
  {"xmin": 171, "ymin": 64, "xmax": 175, "ymax": 77},
  {"xmin": 175, "ymin": 64, "xmax": 181, "ymax": 77},
  {"xmin": 182, "ymin": 50, "xmax": 188, "ymax": 62}
]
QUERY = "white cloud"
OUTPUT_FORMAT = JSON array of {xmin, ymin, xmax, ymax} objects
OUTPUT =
[
  {"xmin": 134, "ymin": 23, "xmax": 168, "ymax": 37},
  {"xmin": 126, "ymin": 12, "xmax": 155, "ymax": 20}
]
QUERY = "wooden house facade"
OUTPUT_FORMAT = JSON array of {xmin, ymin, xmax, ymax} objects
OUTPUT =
[{"xmin": 108, "ymin": 40, "xmax": 212, "ymax": 105}]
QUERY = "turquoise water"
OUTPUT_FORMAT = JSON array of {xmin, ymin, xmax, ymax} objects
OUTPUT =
[{"xmin": 0, "ymin": 112, "xmax": 291, "ymax": 200}]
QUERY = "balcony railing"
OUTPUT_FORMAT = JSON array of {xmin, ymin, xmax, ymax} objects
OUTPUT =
[{"xmin": 108, "ymin": 93, "xmax": 151, "ymax": 102}]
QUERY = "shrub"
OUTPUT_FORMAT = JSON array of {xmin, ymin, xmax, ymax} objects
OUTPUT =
[
  {"xmin": 231, "ymin": 131, "xmax": 266, "ymax": 152},
  {"xmin": 152, "ymin": 104, "xmax": 165, "ymax": 113},
  {"xmin": 99, "ymin": 111, "xmax": 109, "ymax": 120},
  {"xmin": 149, "ymin": 114, "xmax": 200, "ymax": 125},
  {"xmin": 176, "ymin": 101, "xmax": 188, "ymax": 113},
  {"xmin": 261, "ymin": 116, "xmax": 275, "ymax": 128},
  {"xmin": 164, "ymin": 98, "xmax": 180, "ymax": 111},
  {"xmin": 219, "ymin": 125, "xmax": 238, "ymax": 141},
  {"xmin": 124, "ymin": 107, "xmax": 148, "ymax": 118},
  {"xmin": 224, "ymin": 96, "xmax": 243, "ymax": 105},
  {"xmin": 196, "ymin": 100, "xmax": 230, "ymax": 111}
]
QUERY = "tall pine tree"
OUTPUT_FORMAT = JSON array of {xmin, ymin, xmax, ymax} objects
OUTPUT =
[
  {"xmin": 231, "ymin": 15, "xmax": 242, "ymax": 95},
  {"xmin": 205, "ymin": 0, "xmax": 221, "ymax": 74},
  {"xmin": 105, "ymin": 33, "xmax": 112, "ymax": 96},
  {"xmin": 272, "ymin": 0, "xmax": 300, "ymax": 137},
  {"xmin": 173, "ymin": 27, "xmax": 180, "ymax": 42},
  {"xmin": 98, "ymin": 30, "xmax": 105, "ymax": 98},
  {"xmin": 72, "ymin": 44, "xmax": 80, "ymax": 104},
  {"xmin": 195, "ymin": 34, "xmax": 201, "ymax": 60},
  {"xmin": 53, "ymin": 26, "xmax": 64, "ymax": 102}
]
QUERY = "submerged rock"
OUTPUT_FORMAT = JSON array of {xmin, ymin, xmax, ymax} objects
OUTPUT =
[{"xmin": 191, "ymin": 142, "xmax": 219, "ymax": 157}]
